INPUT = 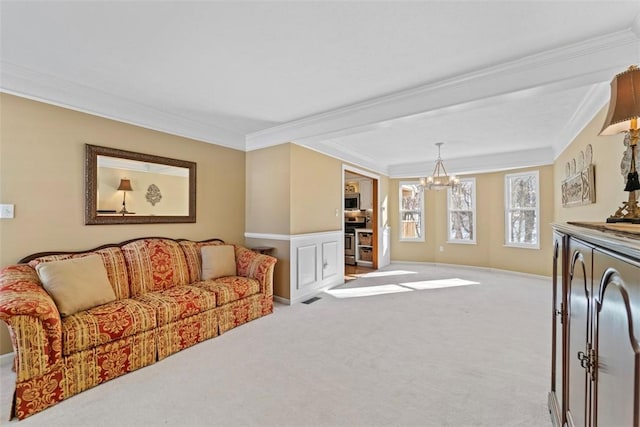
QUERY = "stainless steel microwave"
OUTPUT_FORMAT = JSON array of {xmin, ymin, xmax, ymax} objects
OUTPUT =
[{"xmin": 345, "ymin": 193, "xmax": 360, "ymax": 210}]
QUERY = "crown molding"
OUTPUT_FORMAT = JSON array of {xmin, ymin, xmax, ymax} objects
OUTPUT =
[
  {"xmin": 297, "ymin": 141, "xmax": 389, "ymax": 176},
  {"xmin": 246, "ymin": 28, "xmax": 640, "ymax": 151},
  {"xmin": 388, "ymin": 147, "xmax": 554, "ymax": 179},
  {"xmin": 551, "ymin": 82, "xmax": 609, "ymax": 159},
  {"xmin": 0, "ymin": 61, "xmax": 246, "ymax": 150},
  {"xmin": 2, "ymin": 24, "xmax": 638, "ymax": 179}
]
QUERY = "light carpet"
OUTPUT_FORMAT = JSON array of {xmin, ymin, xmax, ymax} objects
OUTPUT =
[{"xmin": 0, "ymin": 263, "xmax": 552, "ymax": 427}]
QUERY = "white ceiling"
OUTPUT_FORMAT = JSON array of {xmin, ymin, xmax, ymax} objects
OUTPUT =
[{"xmin": 2, "ymin": 1, "xmax": 640, "ymax": 177}]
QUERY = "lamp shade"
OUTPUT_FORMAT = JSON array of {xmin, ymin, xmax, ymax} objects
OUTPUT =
[
  {"xmin": 117, "ymin": 179, "xmax": 133, "ymax": 191},
  {"xmin": 600, "ymin": 65, "xmax": 640, "ymax": 136}
]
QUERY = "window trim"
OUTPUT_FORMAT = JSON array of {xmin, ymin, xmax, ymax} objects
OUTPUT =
[
  {"xmin": 447, "ymin": 177, "xmax": 476, "ymax": 244},
  {"xmin": 398, "ymin": 181, "xmax": 425, "ymax": 242},
  {"xmin": 504, "ymin": 170, "xmax": 540, "ymax": 250}
]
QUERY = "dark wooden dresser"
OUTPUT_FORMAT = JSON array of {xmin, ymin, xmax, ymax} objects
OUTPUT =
[{"xmin": 550, "ymin": 222, "xmax": 640, "ymax": 427}]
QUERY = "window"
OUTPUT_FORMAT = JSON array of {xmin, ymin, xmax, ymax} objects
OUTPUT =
[
  {"xmin": 448, "ymin": 178, "xmax": 476, "ymax": 243},
  {"xmin": 399, "ymin": 182, "xmax": 424, "ymax": 241},
  {"xmin": 505, "ymin": 171, "xmax": 539, "ymax": 248}
]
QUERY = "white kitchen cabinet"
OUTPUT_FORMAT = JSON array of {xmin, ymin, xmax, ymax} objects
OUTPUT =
[{"xmin": 358, "ymin": 179, "xmax": 373, "ymax": 210}]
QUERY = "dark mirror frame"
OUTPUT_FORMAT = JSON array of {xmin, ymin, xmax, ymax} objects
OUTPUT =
[{"xmin": 85, "ymin": 144, "xmax": 196, "ymax": 225}]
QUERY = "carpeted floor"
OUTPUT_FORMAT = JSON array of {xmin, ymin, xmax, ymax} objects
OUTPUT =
[{"xmin": 0, "ymin": 263, "xmax": 552, "ymax": 427}]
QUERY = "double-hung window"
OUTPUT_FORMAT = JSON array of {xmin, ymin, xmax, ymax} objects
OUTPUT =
[
  {"xmin": 505, "ymin": 171, "xmax": 539, "ymax": 248},
  {"xmin": 447, "ymin": 178, "xmax": 476, "ymax": 243},
  {"xmin": 399, "ymin": 182, "xmax": 424, "ymax": 241}
]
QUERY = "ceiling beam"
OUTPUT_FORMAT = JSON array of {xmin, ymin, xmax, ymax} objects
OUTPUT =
[{"xmin": 246, "ymin": 29, "xmax": 640, "ymax": 153}]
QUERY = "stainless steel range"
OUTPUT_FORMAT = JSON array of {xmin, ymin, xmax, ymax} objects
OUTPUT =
[
  {"xmin": 345, "ymin": 217, "xmax": 367, "ymax": 265},
  {"xmin": 345, "ymin": 232, "xmax": 356, "ymax": 265}
]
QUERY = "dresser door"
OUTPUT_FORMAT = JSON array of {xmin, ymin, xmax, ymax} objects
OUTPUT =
[
  {"xmin": 593, "ymin": 250, "xmax": 640, "ymax": 427},
  {"xmin": 550, "ymin": 232, "xmax": 566, "ymax": 426},
  {"xmin": 566, "ymin": 238, "xmax": 593, "ymax": 427}
]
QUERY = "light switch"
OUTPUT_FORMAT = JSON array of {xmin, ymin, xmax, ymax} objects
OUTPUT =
[{"xmin": 0, "ymin": 204, "xmax": 15, "ymax": 219}]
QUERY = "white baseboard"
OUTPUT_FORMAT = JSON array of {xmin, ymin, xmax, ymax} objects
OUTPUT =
[
  {"xmin": 390, "ymin": 260, "xmax": 551, "ymax": 281},
  {"xmin": 290, "ymin": 283, "xmax": 342, "ymax": 305},
  {"xmin": 273, "ymin": 284, "xmax": 341, "ymax": 306}
]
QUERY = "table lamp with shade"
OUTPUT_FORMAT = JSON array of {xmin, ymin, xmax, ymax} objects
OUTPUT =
[{"xmin": 600, "ymin": 65, "xmax": 640, "ymax": 223}]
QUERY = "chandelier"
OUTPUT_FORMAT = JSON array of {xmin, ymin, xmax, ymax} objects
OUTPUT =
[{"xmin": 420, "ymin": 142, "xmax": 459, "ymax": 190}]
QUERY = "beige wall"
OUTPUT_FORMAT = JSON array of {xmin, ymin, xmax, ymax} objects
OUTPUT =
[
  {"xmin": 245, "ymin": 144, "xmax": 291, "ymax": 234},
  {"xmin": 245, "ymin": 144, "xmax": 292, "ymax": 299},
  {"xmin": 245, "ymin": 145, "xmax": 389, "ymax": 299},
  {"xmin": 0, "ymin": 93, "xmax": 246, "ymax": 355},
  {"xmin": 290, "ymin": 144, "xmax": 343, "ymax": 234},
  {"xmin": 554, "ymin": 105, "xmax": 628, "ymax": 222},
  {"xmin": 389, "ymin": 165, "xmax": 554, "ymax": 276},
  {"xmin": 245, "ymin": 144, "xmax": 348, "ymax": 299},
  {"xmin": 2, "ymin": 93, "xmax": 620, "ymax": 357},
  {"xmin": 245, "ymin": 142, "xmax": 345, "ymax": 236},
  {"xmin": 388, "ymin": 104, "xmax": 632, "ymax": 275}
]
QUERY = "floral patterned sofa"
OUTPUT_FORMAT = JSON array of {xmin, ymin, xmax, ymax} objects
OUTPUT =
[{"xmin": 0, "ymin": 237, "xmax": 277, "ymax": 420}]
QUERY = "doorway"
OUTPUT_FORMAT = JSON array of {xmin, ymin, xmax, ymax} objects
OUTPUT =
[{"xmin": 343, "ymin": 167, "xmax": 379, "ymax": 271}]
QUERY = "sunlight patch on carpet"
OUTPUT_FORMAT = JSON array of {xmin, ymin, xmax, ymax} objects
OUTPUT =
[
  {"xmin": 400, "ymin": 278, "xmax": 479, "ymax": 290},
  {"xmin": 325, "ymin": 284, "xmax": 413, "ymax": 298}
]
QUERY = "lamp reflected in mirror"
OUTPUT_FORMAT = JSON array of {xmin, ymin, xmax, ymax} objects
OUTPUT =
[{"xmin": 117, "ymin": 178, "xmax": 134, "ymax": 215}]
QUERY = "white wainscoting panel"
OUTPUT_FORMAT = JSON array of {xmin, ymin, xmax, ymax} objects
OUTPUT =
[
  {"xmin": 322, "ymin": 240, "xmax": 339, "ymax": 280},
  {"xmin": 290, "ymin": 230, "xmax": 344, "ymax": 304},
  {"xmin": 297, "ymin": 244, "xmax": 318, "ymax": 289}
]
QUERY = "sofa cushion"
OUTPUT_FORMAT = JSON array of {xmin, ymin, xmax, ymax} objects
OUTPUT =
[
  {"xmin": 201, "ymin": 245, "xmax": 237, "ymax": 280},
  {"xmin": 36, "ymin": 255, "xmax": 117, "ymax": 317},
  {"xmin": 28, "ymin": 247, "xmax": 130, "ymax": 300},
  {"xmin": 61, "ymin": 299, "xmax": 157, "ymax": 355},
  {"xmin": 179, "ymin": 240, "xmax": 224, "ymax": 283},
  {"xmin": 122, "ymin": 239, "xmax": 190, "ymax": 297},
  {"xmin": 195, "ymin": 276, "xmax": 260, "ymax": 306},
  {"xmin": 133, "ymin": 285, "xmax": 217, "ymax": 326}
]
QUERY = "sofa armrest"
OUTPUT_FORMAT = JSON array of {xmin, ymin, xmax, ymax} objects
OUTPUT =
[
  {"xmin": 234, "ymin": 246, "xmax": 277, "ymax": 296},
  {"xmin": 0, "ymin": 264, "xmax": 62, "ymax": 381}
]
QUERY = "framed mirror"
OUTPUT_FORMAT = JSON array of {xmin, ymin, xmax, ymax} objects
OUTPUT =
[{"xmin": 85, "ymin": 144, "xmax": 196, "ymax": 224}]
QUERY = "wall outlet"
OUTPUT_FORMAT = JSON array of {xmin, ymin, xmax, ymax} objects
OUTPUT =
[
  {"xmin": 439, "ymin": 246, "xmax": 444, "ymax": 252},
  {"xmin": 0, "ymin": 204, "xmax": 15, "ymax": 219}
]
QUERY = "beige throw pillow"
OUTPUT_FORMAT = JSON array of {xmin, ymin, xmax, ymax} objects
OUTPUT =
[
  {"xmin": 201, "ymin": 245, "xmax": 237, "ymax": 280},
  {"xmin": 36, "ymin": 254, "xmax": 116, "ymax": 317}
]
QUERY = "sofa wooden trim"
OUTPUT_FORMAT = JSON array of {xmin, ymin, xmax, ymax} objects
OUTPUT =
[{"xmin": 18, "ymin": 237, "xmax": 225, "ymax": 263}]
